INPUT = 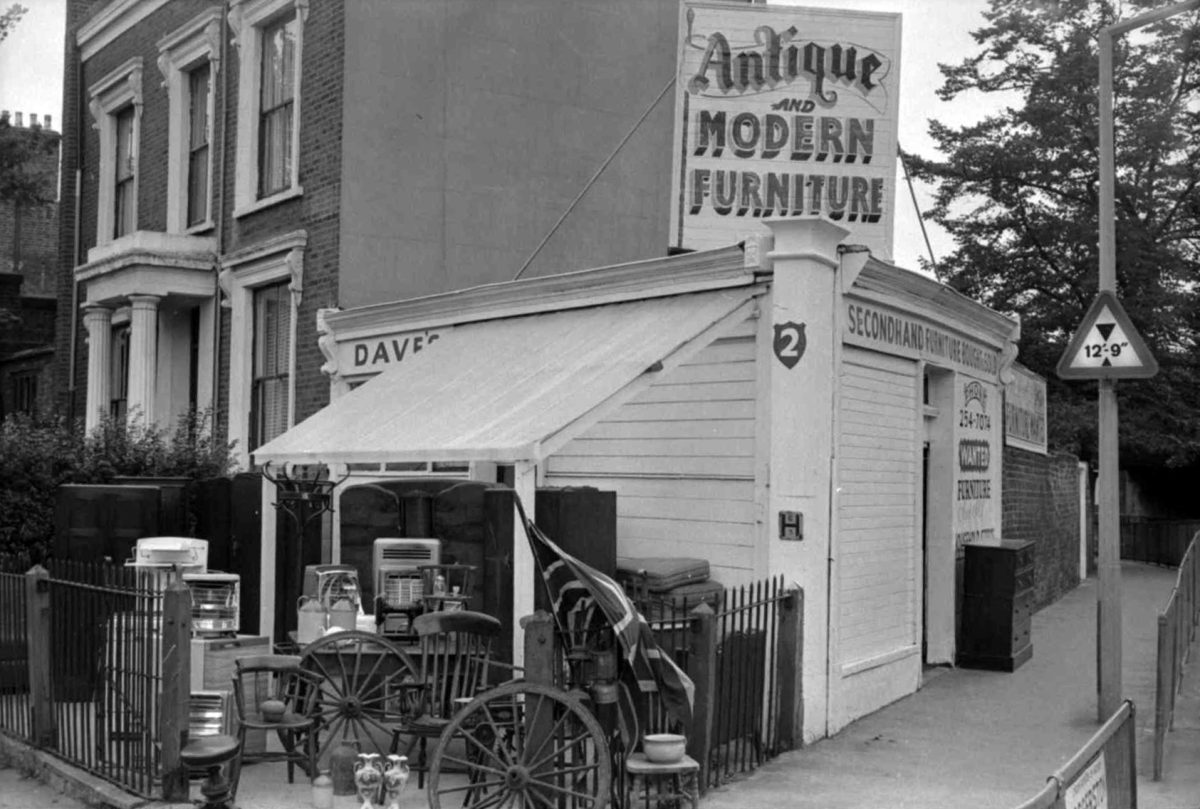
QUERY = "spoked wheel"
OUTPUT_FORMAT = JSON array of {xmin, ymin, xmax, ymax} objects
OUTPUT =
[
  {"xmin": 299, "ymin": 631, "xmax": 419, "ymax": 761},
  {"xmin": 428, "ymin": 681, "xmax": 611, "ymax": 809}
]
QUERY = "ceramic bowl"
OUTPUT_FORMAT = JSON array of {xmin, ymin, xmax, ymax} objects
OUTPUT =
[{"xmin": 642, "ymin": 733, "xmax": 686, "ymax": 763}]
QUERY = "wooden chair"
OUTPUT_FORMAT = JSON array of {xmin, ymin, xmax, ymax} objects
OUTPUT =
[
  {"xmin": 388, "ymin": 610, "xmax": 501, "ymax": 787},
  {"xmin": 228, "ymin": 654, "xmax": 322, "ymax": 797}
]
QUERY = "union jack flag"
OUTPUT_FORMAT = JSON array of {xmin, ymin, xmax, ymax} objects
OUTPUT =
[{"xmin": 520, "ymin": 511, "xmax": 695, "ymax": 730}]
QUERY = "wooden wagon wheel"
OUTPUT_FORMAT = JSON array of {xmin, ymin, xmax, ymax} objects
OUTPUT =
[
  {"xmin": 427, "ymin": 681, "xmax": 612, "ymax": 809},
  {"xmin": 299, "ymin": 631, "xmax": 419, "ymax": 761}
]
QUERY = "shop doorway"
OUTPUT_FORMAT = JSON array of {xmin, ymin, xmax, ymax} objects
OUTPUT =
[{"xmin": 922, "ymin": 367, "xmax": 955, "ymax": 667}]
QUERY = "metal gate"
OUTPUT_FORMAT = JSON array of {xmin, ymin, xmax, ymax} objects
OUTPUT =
[
  {"xmin": 45, "ymin": 560, "xmax": 166, "ymax": 797},
  {"xmin": 0, "ymin": 553, "xmax": 31, "ymax": 741}
]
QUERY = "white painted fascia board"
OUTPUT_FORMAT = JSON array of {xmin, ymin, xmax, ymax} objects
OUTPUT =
[
  {"xmin": 76, "ymin": 243, "xmax": 217, "ymax": 283},
  {"xmin": 325, "ymin": 244, "xmax": 757, "ymax": 342},
  {"xmin": 78, "ymin": 0, "xmax": 173, "ymax": 61},
  {"xmin": 852, "ymin": 258, "xmax": 1020, "ymax": 345},
  {"xmin": 252, "ymin": 443, "xmax": 540, "ymax": 467},
  {"xmin": 85, "ymin": 230, "xmax": 217, "ymax": 263},
  {"xmin": 848, "ymin": 285, "xmax": 1013, "ymax": 356},
  {"xmin": 82, "ymin": 266, "xmax": 217, "ymax": 306}
]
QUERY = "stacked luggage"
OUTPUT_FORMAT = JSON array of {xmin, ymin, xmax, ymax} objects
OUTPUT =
[{"xmin": 616, "ymin": 556, "xmax": 723, "ymax": 622}]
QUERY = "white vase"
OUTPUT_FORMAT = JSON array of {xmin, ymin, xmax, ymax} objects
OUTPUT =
[
  {"xmin": 382, "ymin": 755, "xmax": 410, "ymax": 809},
  {"xmin": 353, "ymin": 753, "xmax": 384, "ymax": 809}
]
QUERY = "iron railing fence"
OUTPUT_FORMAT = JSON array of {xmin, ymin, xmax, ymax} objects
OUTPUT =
[
  {"xmin": 0, "ymin": 553, "xmax": 32, "ymax": 742},
  {"xmin": 629, "ymin": 575, "xmax": 790, "ymax": 789},
  {"xmin": 709, "ymin": 576, "xmax": 786, "ymax": 787},
  {"xmin": 1153, "ymin": 529, "xmax": 1200, "ymax": 780},
  {"xmin": 44, "ymin": 560, "xmax": 169, "ymax": 798}
]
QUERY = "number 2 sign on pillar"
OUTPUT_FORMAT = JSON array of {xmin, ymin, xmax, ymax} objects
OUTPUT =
[{"xmin": 773, "ymin": 322, "xmax": 806, "ymax": 369}]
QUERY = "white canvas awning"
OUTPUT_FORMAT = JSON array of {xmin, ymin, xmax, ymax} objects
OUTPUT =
[{"xmin": 254, "ymin": 286, "xmax": 763, "ymax": 467}]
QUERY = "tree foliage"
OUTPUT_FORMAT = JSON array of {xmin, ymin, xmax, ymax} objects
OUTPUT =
[
  {"xmin": 0, "ymin": 410, "xmax": 236, "ymax": 560},
  {"xmin": 0, "ymin": 115, "xmax": 59, "ymax": 208},
  {"xmin": 905, "ymin": 0, "xmax": 1200, "ymax": 468},
  {"xmin": 0, "ymin": 4, "xmax": 26, "ymax": 45}
]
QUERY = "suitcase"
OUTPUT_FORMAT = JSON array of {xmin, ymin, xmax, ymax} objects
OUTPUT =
[
  {"xmin": 642, "ymin": 580, "xmax": 724, "ymax": 622},
  {"xmin": 616, "ymin": 556, "xmax": 710, "ymax": 593}
]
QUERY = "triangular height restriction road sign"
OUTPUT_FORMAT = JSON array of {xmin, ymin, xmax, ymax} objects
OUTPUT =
[{"xmin": 1056, "ymin": 290, "xmax": 1158, "ymax": 380}]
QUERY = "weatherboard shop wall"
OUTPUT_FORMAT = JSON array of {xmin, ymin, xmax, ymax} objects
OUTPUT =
[
  {"xmin": 826, "ymin": 264, "xmax": 1014, "ymax": 730},
  {"xmin": 255, "ymin": 219, "xmax": 1019, "ymax": 743}
]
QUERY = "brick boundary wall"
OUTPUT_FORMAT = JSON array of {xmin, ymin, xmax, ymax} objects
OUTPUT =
[{"xmin": 1002, "ymin": 446, "xmax": 1083, "ymax": 609}]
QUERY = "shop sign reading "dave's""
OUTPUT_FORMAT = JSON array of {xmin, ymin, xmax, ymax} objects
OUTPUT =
[
  {"xmin": 337, "ymin": 330, "xmax": 442, "ymax": 375},
  {"xmin": 670, "ymin": 1, "xmax": 901, "ymax": 259}
]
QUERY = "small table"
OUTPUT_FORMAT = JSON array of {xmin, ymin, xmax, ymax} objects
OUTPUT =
[
  {"xmin": 180, "ymin": 733, "xmax": 240, "ymax": 809},
  {"xmin": 625, "ymin": 752, "xmax": 700, "ymax": 809}
]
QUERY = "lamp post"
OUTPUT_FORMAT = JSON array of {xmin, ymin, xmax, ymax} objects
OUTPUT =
[{"xmin": 1095, "ymin": 0, "xmax": 1198, "ymax": 720}]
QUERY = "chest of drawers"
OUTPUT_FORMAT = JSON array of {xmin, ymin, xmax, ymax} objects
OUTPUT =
[{"xmin": 958, "ymin": 540, "xmax": 1035, "ymax": 671}]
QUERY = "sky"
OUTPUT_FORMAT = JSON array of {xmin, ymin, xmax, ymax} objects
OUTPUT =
[{"xmin": 0, "ymin": 0, "xmax": 1002, "ymax": 273}]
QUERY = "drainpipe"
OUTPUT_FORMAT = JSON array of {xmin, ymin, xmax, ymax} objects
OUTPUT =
[
  {"xmin": 67, "ymin": 45, "xmax": 83, "ymax": 424},
  {"xmin": 211, "ymin": 2, "xmax": 230, "ymax": 428}
]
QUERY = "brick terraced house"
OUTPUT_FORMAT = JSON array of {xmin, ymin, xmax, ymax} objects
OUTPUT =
[
  {"xmin": 55, "ymin": 0, "xmax": 680, "ymax": 465},
  {"xmin": 0, "ymin": 112, "xmax": 59, "ymax": 419}
]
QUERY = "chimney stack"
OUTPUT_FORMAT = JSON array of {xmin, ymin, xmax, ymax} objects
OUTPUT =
[
  {"xmin": 14, "ymin": 112, "xmax": 22, "ymax": 126},
  {"xmin": 43, "ymin": 114, "xmax": 51, "ymax": 129}
]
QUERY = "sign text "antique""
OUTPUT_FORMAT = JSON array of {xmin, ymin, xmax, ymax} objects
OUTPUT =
[{"xmin": 688, "ymin": 25, "xmax": 885, "ymax": 103}]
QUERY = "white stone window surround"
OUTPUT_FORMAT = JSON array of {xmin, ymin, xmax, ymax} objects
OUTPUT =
[
  {"xmin": 220, "ymin": 229, "xmax": 307, "ymax": 469},
  {"xmin": 157, "ymin": 8, "xmax": 222, "ymax": 235},
  {"xmin": 229, "ymin": 0, "xmax": 308, "ymax": 219},
  {"xmin": 88, "ymin": 57, "xmax": 143, "ymax": 247}
]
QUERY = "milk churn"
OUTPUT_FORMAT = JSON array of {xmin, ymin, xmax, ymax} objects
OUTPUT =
[{"xmin": 297, "ymin": 596, "xmax": 326, "ymax": 644}]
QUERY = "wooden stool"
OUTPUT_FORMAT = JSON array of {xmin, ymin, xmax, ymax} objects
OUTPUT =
[
  {"xmin": 625, "ymin": 752, "xmax": 700, "ymax": 809},
  {"xmin": 180, "ymin": 734, "xmax": 241, "ymax": 809}
]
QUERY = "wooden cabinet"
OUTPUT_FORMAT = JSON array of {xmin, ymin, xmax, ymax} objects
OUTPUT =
[{"xmin": 958, "ymin": 540, "xmax": 1034, "ymax": 671}]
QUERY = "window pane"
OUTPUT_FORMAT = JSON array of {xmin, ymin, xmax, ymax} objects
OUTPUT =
[
  {"xmin": 260, "ymin": 17, "xmax": 295, "ymax": 109},
  {"xmin": 257, "ymin": 16, "xmax": 295, "ymax": 198},
  {"xmin": 110, "ymin": 325, "xmax": 130, "ymax": 420},
  {"xmin": 186, "ymin": 64, "xmax": 211, "ymax": 225},
  {"xmin": 114, "ymin": 107, "xmax": 136, "ymax": 237},
  {"xmin": 252, "ymin": 283, "xmax": 292, "ymax": 449},
  {"xmin": 188, "ymin": 64, "xmax": 210, "ymax": 149},
  {"xmin": 115, "ymin": 108, "xmax": 134, "ymax": 181},
  {"xmin": 187, "ymin": 145, "xmax": 209, "ymax": 226},
  {"xmin": 13, "ymin": 372, "xmax": 37, "ymax": 416},
  {"xmin": 258, "ymin": 102, "xmax": 293, "ymax": 197}
]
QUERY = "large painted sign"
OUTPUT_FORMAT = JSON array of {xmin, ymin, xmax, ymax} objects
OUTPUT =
[
  {"xmin": 670, "ymin": 1, "xmax": 901, "ymax": 259},
  {"xmin": 954, "ymin": 376, "xmax": 1002, "ymax": 547},
  {"xmin": 843, "ymin": 300, "xmax": 1002, "ymax": 378},
  {"xmin": 1005, "ymin": 363, "xmax": 1048, "ymax": 455}
]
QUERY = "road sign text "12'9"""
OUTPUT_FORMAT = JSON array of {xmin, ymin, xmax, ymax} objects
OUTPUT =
[{"xmin": 1056, "ymin": 291, "xmax": 1157, "ymax": 381}]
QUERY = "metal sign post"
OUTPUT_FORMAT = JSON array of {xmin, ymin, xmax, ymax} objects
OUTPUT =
[{"xmin": 1080, "ymin": 1, "xmax": 1194, "ymax": 721}]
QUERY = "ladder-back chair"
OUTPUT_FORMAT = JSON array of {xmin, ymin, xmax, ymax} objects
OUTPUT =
[{"xmin": 388, "ymin": 610, "xmax": 501, "ymax": 787}]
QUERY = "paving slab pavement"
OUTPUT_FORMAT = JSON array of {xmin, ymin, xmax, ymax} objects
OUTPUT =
[
  {"xmin": 0, "ymin": 766, "xmax": 92, "ymax": 809},
  {"xmin": 700, "ymin": 561, "xmax": 1198, "ymax": 809}
]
